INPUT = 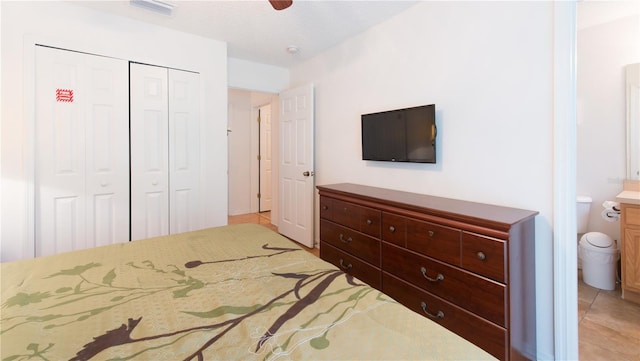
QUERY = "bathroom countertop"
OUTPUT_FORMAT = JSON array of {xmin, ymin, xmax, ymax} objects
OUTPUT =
[{"xmin": 616, "ymin": 190, "xmax": 640, "ymax": 205}]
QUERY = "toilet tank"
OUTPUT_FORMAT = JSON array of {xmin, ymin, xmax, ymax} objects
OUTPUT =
[{"xmin": 577, "ymin": 196, "xmax": 592, "ymax": 233}]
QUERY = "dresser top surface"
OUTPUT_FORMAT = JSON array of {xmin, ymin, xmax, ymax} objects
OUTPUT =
[{"xmin": 317, "ymin": 183, "xmax": 538, "ymax": 227}]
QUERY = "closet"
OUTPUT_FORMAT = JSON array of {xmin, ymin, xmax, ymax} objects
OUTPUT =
[
  {"xmin": 35, "ymin": 46, "xmax": 201, "ymax": 256},
  {"xmin": 35, "ymin": 46, "xmax": 130, "ymax": 256},
  {"xmin": 130, "ymin": 63, "xmax": 201, "ymax": 241}
]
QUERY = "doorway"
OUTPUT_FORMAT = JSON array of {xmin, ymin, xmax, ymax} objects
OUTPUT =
[
  {"xmin": 576, "ymin": 2, "xmax": 640, "ymax": 358},
  {"xmin": 227, "ymin": 88, "xmax": 278, "ymax": 220}
]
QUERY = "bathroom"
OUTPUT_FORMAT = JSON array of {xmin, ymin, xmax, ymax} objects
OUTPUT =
[{"xmin": 576, "ymin": 1, "xmax": 639, "ymax": 358}]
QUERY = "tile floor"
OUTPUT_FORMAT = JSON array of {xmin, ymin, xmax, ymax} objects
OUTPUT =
[
  {"xmin": 578, "ymin": 270, "xmax": 640, "ymax": 360},
  {"xmin": 228, "ymin": 212, "xmax": 640, "ymax": 360}
]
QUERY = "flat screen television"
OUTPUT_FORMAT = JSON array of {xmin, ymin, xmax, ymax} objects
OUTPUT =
[{"xmin": 361, "ymin": 104, "xmax": 436, "ymax": 163}]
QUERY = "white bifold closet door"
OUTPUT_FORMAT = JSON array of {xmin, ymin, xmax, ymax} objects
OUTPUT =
[
  {"xmin": 130, "ymin": 63, "xmax": 201, "ymax": 241},
  {"xmin": 35, "ymin": 46, "xmax": 130, "ymax": 257}
]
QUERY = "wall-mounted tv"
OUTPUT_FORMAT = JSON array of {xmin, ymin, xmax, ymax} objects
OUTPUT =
[{"xmin": 361, "ymin": 104, "xmax": 436, "ymax": 163}]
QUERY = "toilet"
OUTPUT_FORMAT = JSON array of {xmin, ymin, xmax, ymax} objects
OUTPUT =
[
  {"xmin": 576, "ymin": 196, "xmax": 592, "ymax": 238},
  {"xmin": 576, "ymin": 196, "xmax": 620, "ymax": 290}
]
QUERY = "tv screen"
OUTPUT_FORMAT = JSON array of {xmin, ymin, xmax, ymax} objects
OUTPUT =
[{"xmin": 361, "ymin": 104, "xmax": 436, "ymax": 163}]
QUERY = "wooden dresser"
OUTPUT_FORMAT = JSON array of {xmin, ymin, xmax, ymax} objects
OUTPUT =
[{"xmin": 317, "ymin": 183, "xmax": 538, "ymax": 360}]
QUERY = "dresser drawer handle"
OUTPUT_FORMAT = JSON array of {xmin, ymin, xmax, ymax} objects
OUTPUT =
[
  {"xmin": 477, "ymin": 251, "xmax": 486, "ymax": 261},
  {"xmin": 389, "ymin": 226, "xmax": 395, "ymax": 233},
  {"xmin": 339, "ymin": 234, "xmax": 353, "ymax": 243},
  {"xmin": 421, "ymin": 302, "xmax": 445, "ymax": 319},
  {"xmin": 420, "ymin": 267, "xmax": 444, "ymax": 282},
  {"xmin": 322, "ymin": 205, "xmax": 328, "ymax": 210},
  {"xmin": 339, "ymin": 259, "xmax": 352, "ymax": 270},
  {"xmin": 428, "ymin": 230, "xmax": 435, "ymax": 237},
  {"xmin": 366, "ymin": 219, "xmax": 372, "ymax": 225}
]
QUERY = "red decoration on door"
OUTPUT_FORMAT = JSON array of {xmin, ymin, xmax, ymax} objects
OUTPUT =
[{"xmin": 56, "ymin": 89, "xmax": 74, "ymax": 102}]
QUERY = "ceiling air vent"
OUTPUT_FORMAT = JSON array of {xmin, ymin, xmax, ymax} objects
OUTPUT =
[{"xmin": 130, "ymin": 0, "xmax": 174, "ymax": 16}]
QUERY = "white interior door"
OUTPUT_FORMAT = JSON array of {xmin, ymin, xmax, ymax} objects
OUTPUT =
[
  {"xmin": 35, "ymin": 46, "xmax": 129, "ymax": 256},
  {"xmin": 259, "ymin": 104, "xmax": 272, "ymax": 212},
  {"xmin": 278, "ymin": 84, "xmax": 315, "ymax": 247},
  {"xmin": 130, "ymin": 63, "xmax": 169, "ymax": 240},
  {"xmin": 131, "ymin": 64, "xmax": 201, "ymax": 240},
  {"xmin": 168, "ymin": 69, "xmax": 201, "ymax": 234}
]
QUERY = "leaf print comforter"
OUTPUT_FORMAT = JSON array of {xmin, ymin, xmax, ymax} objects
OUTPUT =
[{"xmin": 1, "ymin": 224, "xmax": 495, "ymax": 360}]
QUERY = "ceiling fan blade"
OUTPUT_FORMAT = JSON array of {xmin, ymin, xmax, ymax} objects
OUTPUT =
[{"xmin": 269, "ymin": 0, "xmax": 292, "ymax": 11}]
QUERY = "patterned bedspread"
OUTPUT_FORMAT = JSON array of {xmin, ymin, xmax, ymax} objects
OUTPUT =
[{"xmin": 1, "ymin": 224, "xmax": 495, "ymax": 360}]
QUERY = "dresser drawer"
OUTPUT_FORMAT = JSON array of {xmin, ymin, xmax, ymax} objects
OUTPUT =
[
  {"xmin": 320, "ymin": 196, "xmax": 334, "ymax": 221},
  {"xmin": 320, "ymin": 242, "xmax": 381, "ymax": 290},
  {"xmin": 382, "ymin": 242, "xmax": 505, "ymax": 327},
  {"xmin": 382, "ymin": 212, "xmax": 406, "ymax": 246},
  {"xmin": 383, "ymin": 213, "xmax": 463, "ymax": 265},
  {"xmin": 404, "ymin": 217, "xmax": 461, "ymax": 265},
  {"xmin": 321, "ymin": 220, "xmax": 380, "ymax": 266},
  {"xmin": 324, "ymin": 198, "xmax": 381, "ymax": 238},
  {"xmin": 462, "ymin": 232, "xmax": 506, "ymax": 283},
  {"xmin": 383, "ymin": 272, "xmax": 506, "ymax": 360}
]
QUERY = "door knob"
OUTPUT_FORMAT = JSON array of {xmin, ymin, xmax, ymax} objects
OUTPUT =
[{"xmin": 303, "ymin": 171, "xmax": 315, "ymax": 177}]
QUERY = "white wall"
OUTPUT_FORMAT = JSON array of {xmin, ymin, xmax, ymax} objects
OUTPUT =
[
  {"xmin": 290, "ymin": 1, "xmax": 555, "ymax": 358},
  {"xmin": 228, "ymin": 89, "xmax": 254, "ymax": 215},
  {"xmin": 228, "ymin": 57, "xmax": 290, "ymax": 94},
  {"xmin": 577, "ymin": 2, "xmax": 640, "ymax": 241},
  {"xmin": 0, "ymin": 1, "xmax": 228, "ymax": 261}
]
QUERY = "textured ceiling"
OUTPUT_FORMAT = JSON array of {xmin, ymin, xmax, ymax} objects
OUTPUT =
[{"xmin": 72, "ymin": 0, "xmax": 419, "ymax": 68}]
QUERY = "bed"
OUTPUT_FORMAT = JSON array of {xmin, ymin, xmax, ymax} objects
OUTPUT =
[{"xmin": 1, "ymin": 224, "xmax": 495, "ymax": 360}]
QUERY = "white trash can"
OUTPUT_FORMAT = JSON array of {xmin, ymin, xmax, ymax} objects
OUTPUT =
[{"xmin": 579, "ymin": 232, "xmax": 619, "ymax": 290}]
